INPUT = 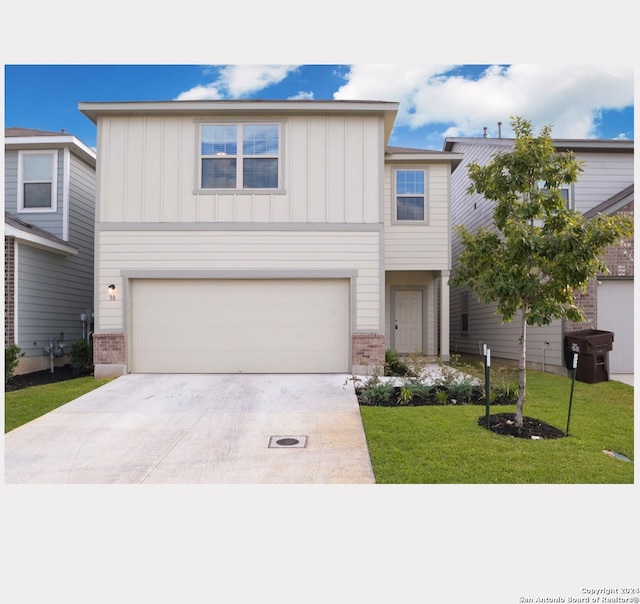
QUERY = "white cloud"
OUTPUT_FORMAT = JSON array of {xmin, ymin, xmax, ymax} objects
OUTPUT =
[
  {"xmin": 288, "ymin": 90, "xmax": 315, "ymax": 100},
  {"xmin": 334, "ymin": 64, "xmax": 634, "ymax": 144},
  {"xmin": 175, "ymin": 65, "xmax": 300, "ymax": 100}
]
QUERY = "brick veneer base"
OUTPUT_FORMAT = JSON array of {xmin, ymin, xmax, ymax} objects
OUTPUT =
[
  {"xmin": 352, "ymin": 333, "xmax": 385, "ymax": 373},
  {"xmin": 93, "ymin": 333, "xmax": 126, "ymax": 366}
]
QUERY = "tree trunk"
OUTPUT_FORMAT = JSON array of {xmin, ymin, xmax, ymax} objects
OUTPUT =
[{"xmin": 515, "ymin": 310, "xmax": 527, "ymax": 431}]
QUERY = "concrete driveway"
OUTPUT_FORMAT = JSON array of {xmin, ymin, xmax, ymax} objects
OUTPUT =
[{"xmin": 4, "ymin": 374, "xmax": 375, "ymax": 484}]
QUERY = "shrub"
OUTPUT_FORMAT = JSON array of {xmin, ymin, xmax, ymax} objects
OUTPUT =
[
  {"xmin": 446, "ymin": 378, "xmax": 476, "ymax": 404},
  {"xmin": 384, "ymin": 349, "xmax": 413, "ymax": 377},
  {"xmin": 70, "ymin": 339, "xmax": 93, "ymax": 375},
  {"xmin": 5, "ymin": 344, "xmax": 24, "ymax": 386},
  {"xmin": 434, "ymin": 389, "xmax": 450, "ymax": 404},
  {"xmin": 361, "ymin": 382, "xmax": 396, "ymax": 406}
]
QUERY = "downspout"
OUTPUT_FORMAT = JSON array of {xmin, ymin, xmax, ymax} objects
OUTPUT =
[{"xmin": 62, "ymin": 147, "xmax": 71, "ymax": 241}]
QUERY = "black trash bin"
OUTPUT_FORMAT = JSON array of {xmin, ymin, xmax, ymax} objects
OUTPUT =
[{"xmin": 564, "ymin": 329, "xmax": 614, "ymax": 384}]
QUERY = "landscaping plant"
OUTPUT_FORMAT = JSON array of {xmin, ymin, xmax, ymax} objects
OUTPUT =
[
  {"xmin": 5, "ymin": 344, "xmax": 24, "ymax": 387},
  {"xmin": 451, "ymin": 117, "xmax": 633, "ymax": 431}
]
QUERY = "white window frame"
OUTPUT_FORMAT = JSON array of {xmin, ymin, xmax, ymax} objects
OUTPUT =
[
  {"xmin": 197, "ymin": 121, "xmax": 283, "ymax": 193},
  {"xmin": 538, "ymin": 180, "xmax": 573, "ymax": 209},
  {"xmin": 393, "ymin": 168, "xmax": 428, "ymax": 223},
  {"xmin": 17, "ymin": 150, "xmax": 58, "ymax": 213}
]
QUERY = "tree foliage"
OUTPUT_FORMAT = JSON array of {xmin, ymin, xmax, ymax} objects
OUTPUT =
[{"xmin": 451, "ymin": 117, "xmax": 633, "ymax": 429}]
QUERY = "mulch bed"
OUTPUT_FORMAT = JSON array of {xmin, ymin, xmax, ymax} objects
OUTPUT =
[
  {"xmin": 5, "ymin": 365, "xmax": 90, "ymax": 392},
  {"xmin": 478, "ymin": 412, "xmax": 566, "ymax": 439}
]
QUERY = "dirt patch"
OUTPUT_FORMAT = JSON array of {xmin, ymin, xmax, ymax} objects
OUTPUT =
[
  {"xmin": 5, "ymin": 365, "xmax": 89, "ymax": 392},
  {"xmin": 478, "ymin": 412, "xmax": 566, "ymax": 440}
]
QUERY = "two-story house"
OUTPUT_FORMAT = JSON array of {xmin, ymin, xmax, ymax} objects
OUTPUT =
[
  {"xmin": 4, "ymin": 127, "xmax": 97, "ymax": 374},
  {"xmin": 445, "ymin": 134, "xmax": 634, "ymax": 377},
  {"xmin": 78, "ymin": 100, "xmax": 462, "ymax": 378}
]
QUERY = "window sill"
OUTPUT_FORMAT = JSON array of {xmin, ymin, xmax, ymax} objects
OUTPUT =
[{"xmin": 195, "ymin": 188, "xmax": 286, "ymax": 196}]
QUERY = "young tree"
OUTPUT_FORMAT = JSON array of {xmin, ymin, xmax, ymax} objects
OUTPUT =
[{"xmin": 451, "ymin": 117, "xmax": 633, "ymax": 431}]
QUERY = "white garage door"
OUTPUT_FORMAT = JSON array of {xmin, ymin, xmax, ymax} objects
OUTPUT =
[
  {"xmin": 130, "ymin": 279, "xmax": 350, "ymax": 373},
  {"xmin": 597, "ymin": 279, "xmax": 634, "ymax": 374}
]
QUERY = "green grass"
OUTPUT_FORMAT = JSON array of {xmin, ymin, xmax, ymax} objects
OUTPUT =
[
  {"xmin": 4, "ymin": 377, "xmax": 111, "ymax": 433},
  {"xmin": 360, "ymin": 370, "xmax": 634, "ymax": 483}
]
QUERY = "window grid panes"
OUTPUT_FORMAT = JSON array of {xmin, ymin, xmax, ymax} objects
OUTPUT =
[
  {"xmin": 20, "ymin": 152, "xmax": 55, "ymax": 210},
  {"xmin": 201, "ymin": 123, "xmax": 279, "ymax": 189},
  {"xmin": 396, "ymin": 170, "xmax": 426, "ymax": 221}
]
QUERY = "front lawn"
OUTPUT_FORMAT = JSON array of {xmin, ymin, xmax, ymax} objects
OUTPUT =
[
  {"xmin": 360, "ymin": 370, "xmax": 634, "ymax": 483},
  {"xmin": 4, "ymin": 377, "xmax": 111, "ymax": 433}
]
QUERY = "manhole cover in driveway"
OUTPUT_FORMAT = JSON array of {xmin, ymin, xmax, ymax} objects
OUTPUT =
[{"xmin": 268, "ymin": 436, "xmax": 307, "ymax": 448}]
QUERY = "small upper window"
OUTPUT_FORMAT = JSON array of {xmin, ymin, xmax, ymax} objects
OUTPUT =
[
  {"xmin": 539, "ymin": 181, "xmax": 572, "ymax": 209},
  {"xmin": 395, "ymin": 169, "xmax": 426, "ymax": 221},
  {"xmin": 18, "ymin": 151, "xmax": 57, "ymax": 212},
  {"xmin": 200, "ymin": 123, "xmax": 280, "ymax": 190}
]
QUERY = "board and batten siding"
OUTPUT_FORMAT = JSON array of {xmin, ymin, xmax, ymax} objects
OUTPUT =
[
  {"xmin": 96, "ymin": 229, "xmax": 382, "ymax": 333},
  {"xmin": 96, "ymin": 114, "xmax": 384, "ymax": 225},
  {"xmin": 384, "ymin": 162, "xmax": 451, "ymax": 270}
]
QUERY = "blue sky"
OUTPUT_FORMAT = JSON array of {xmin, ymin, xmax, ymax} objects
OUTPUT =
[{"xmin": 4, "ymin": 64, "xmax": 634, "ymax": 151}]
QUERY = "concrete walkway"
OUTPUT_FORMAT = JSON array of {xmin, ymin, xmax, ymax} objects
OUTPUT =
[{"xmin": 4, "ymin": 374, "xmax": 375, "ymax": 484}]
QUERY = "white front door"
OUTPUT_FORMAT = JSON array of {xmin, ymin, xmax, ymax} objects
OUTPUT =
[{"xmin": 395, "ymin": 290, "xmax": 423, "ymax": 353}]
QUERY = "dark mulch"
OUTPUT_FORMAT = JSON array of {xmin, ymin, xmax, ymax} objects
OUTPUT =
[
  {"xmin": 478, "ymin": 412, "xmax": 566, "ymax": 440},
  {"xmin": 5, "ymin": 365, "xmax": 90, "ymax": 392}
]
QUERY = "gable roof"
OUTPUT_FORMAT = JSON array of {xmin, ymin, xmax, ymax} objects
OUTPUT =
[
  {"xmin": 4, "ymin": 212, "xmax": 77, "ymax": 256},
  {"xmin": 583, "ymin": 184, "xmax": 634, "ymax": 218},
  {"xmin": 5, "ymin": 127, "xmax": 96, "ymax": 166},
  {"xmin": 79, "ymin": 99, "xmax": 400, "ymax": 145},
  {"xmin": 443, "ymin": 136, "xmax": 634, "ymax": 154},
  {"xmin": 385, "ymin": 145, "xmax": 463, "ymax": 171},
  {"xmin": 6, "ymin": 127, "xmax": 69, "ymax": 137}
]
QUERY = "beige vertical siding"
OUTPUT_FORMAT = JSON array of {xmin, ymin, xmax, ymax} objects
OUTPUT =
[
  {"xmin": 96, "ymin": 113, "xmax": 383, "ymax": 225},
  {"xmin": 384, "ymin": 162, "xmax": 451, "ymax": 270}
]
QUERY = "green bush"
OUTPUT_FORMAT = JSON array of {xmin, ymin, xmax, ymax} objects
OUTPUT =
[
  {"xmin": 384, "ymin": 349, "xmax": 413, "ymax": 377},
  {"xmin": 70, "ymin": 339, "xmax": 93, "ymax": 375},
  {"xmin": 361, "ymin": 381, "xmax": 396, "ymax": 406},
  {"xmin": 446, "ymin": 378, "xmax": 476, "ymax": 404},
  {"xmin": 5, "ymin": 344, "xmax": 24, "ymax": 386}
]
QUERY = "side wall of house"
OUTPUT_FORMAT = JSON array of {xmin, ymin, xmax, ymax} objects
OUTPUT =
[
  {"xmin": 449, "ymin": 140, "xmax": 633, "ymax": 371},
  {"xmin": 383, "ymin": 161, "xmax": 451, "ymax": 270},
  {"xmin": 7, "ymin": 150, "xmax": 96, "ymax": 373}
]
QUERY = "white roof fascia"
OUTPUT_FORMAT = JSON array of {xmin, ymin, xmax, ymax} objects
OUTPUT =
[
  {"xmin": 5, "ymin": 223, "xmax": 78, "ymax": 256},
  {"xmin": 79, "ymin": 100, "xmax": 399, "ymax": 142},
  {"xmin": 5, "ymin": 135, "xmax": 96, "ymax": 165}
]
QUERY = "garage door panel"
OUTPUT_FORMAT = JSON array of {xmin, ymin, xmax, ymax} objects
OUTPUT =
[
  {"xmin": 131, "ymin": 279, "xmax": 350, "ymax": 373},
  {"xmin": 597, "ymin": 280, "xmax": 634, "ymax": 374}
]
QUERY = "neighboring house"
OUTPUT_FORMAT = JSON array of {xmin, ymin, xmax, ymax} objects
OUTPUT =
[
  {"xmin": 445, "ymin": 134, "xmax": 634, "ymax": 376},
  {"xmin": 4, "ymin": 127, "xmax": 96, "ymax": 374},
  {"xmin": 78, "ymin": 100, "xmax": 462, "ymax": 378}
]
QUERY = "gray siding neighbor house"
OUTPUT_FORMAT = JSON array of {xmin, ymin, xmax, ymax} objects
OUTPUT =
[
  {"xmin": 4, "ymin": 127, "xmax": 97, "ymax": 374},
  {"xmin": 444, "ymin": 134, "xmax": 634, "ymax": 377}
]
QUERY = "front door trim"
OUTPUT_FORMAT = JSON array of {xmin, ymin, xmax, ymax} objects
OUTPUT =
[{"xmin": 390, "ymin": 286, "xmax": 427, "ymax": 354}]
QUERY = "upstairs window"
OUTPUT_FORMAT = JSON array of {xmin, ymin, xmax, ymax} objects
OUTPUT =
[
  {"xmin": 18, "ymin": 150, "xmax": 58, "ymax": 212},
  {"xmin": 539, "ymin": 181, "xmax": 573, "ymax": 209},
  {"xmin": 395, "ymin": 169, "xmax": 426, "ymax": 222},
  {"xmin": 200, "ymin": 123, "xmax": 280, "ymax": 190}
]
